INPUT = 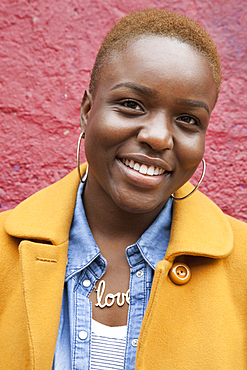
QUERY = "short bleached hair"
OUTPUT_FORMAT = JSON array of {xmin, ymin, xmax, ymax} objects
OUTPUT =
[{"xmin": 89, "ymin": 8, "xmax": 221, "ymax": 99}]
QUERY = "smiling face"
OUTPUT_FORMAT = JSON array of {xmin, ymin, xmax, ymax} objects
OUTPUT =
[{"xmin": 81, "ymin": 36, "xmax": 217, "ymax": 215}]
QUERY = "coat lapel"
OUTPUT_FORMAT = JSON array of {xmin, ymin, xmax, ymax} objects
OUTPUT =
[
  {"xmin": 4, "ymin": 165, "xmax": 86, "ymax": 369},
  {"xmin": 19, "ymin": 240, "xmax": 68, "ymax": 369},
  {"xmin": 165, "ymin": 181, "xmax": 234, "ymax": 261},
  {"xmin": 4, "ymin": 166, "xmax": 85, "ymax": 244}
]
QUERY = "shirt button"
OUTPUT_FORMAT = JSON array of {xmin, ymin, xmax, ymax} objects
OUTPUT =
[
  {"xmin": 132, "ymin": 339, "xmax": 138, "ymax": 347},
  {"xmin": 136, "ymin": 270, "xmax": 143, "ymax": 278},
  {"xmin": 78, "ymin": 330, "xmax": 88, "ymax": 340},
  {"xmin": 169, "ymin": 262, "xmax": 191, "ymax": 285},
  {"xmin": 82, "ymin": 279, "xmax": 91, "ymax": 288}
]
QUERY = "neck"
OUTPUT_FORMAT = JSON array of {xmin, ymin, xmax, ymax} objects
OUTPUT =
[{"xmin": 82, "ymin": 178, "xmax": 166, "ymax": 251}]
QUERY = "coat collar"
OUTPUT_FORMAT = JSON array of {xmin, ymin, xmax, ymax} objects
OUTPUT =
[
  {"xmin": 5, "ymin": 163, "xmax": 233, "ymax": 259},
  {"xmin": 165, "ymin": 182, "xmax": 233, "ymax": 261},
  {"xmin": 4, "ymin": 164, "xmax": 86, "ymax": 245}
]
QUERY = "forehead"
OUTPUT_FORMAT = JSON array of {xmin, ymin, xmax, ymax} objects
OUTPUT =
[{"xmin": 96, "ymin": 36, "xmax": 217, "ymax": 106}]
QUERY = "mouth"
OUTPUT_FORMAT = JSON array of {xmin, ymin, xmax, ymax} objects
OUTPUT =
[{"xmin": 120, "ymin": 158, "xmax": 166, "ymax": 176}]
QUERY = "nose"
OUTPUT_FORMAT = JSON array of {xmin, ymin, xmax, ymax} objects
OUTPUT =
[{"xmin": 137, "ymin": 112, "xmax": 174, "ymax": 151}]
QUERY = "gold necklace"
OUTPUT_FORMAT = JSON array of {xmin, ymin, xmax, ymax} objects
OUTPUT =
[{"xmin": 94, "ymin": 280, "xmax": 130, "ymax": 309}]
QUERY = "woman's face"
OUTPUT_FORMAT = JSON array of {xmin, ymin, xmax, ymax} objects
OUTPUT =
[{"xmin": 81, "ymin": 36, "xmax": 217, "ymax": 214}]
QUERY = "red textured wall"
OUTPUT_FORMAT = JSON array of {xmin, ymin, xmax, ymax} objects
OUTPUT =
[{"xmin": 0, "ymin": 0, "xmax": 246, "ymax": 221}]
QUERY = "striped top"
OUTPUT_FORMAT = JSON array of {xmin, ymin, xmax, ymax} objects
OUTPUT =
[{"xmin": 90, "ymin": 319, "xmax": 127, "ymax": 370}]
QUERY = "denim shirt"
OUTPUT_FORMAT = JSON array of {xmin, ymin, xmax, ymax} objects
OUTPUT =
[{"xmin": 52, "ymin": 182, "xmax": 173, "ymax": 370}]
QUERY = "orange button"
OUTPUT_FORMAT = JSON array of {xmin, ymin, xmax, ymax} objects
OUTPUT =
[{"xmin": 169, "ymin": 263, "xmax": 191, "ymax": 285}]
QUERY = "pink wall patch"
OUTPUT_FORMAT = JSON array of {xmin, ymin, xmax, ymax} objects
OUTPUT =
[{"xmin": 0, "ymin": 0, "xmax": 246, "ymax": 221}]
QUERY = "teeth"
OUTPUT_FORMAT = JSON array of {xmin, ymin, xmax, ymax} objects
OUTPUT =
[
  {"xmin": 134, "ymin": 163, "xmax": 140, "ymax": 171},
  {"xmin": 129, "ymin": 160, "xmax": 134, "ymax": 168},
  {"xmin": 147, "ymin": 166, "xmax": 154, "ymax": 176},
  {"xmin": 139, "ymin": 164, "xmax": 148, "ymax": 174},
  {"xmin": 121, "ymin": 159, "xmax": 165, "ymax": 176}
]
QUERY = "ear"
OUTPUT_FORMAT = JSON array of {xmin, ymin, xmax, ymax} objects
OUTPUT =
[{"xmin": 80, "ymin": 89, "xmax": 93, "ymax": 133}]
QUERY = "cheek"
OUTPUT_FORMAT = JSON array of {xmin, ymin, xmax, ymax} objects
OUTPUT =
[
  {"xmin": 85, "ymin": 110, "xmax": 134, "ymax": 153},
  {"xmin": 84, "ymin": 112, "xmax": 121, "ymax": 167},
  {"xmin": 84, "ymin": 114, "xmax": 108, "ymax": 160},
  {"xmin": 177, "ymin": 134, "xmax": 206, "ymax": 170},
  {"xmin": 86, "ymin": 114, "xmax": 108, "ymax": 145}
]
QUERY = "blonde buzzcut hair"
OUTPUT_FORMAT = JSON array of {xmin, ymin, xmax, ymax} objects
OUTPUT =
[{"xmin": 89, "ymin": 8, "xmax": 221, "ymax": 99}]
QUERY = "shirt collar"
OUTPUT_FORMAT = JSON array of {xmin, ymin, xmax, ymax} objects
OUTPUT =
[
  {"xmin": 135, "ymin": 197, "xmax": 173, "ymax": 270},
  {"xmin": 66, "ymin": 182, "xmax": 173, "ymax": 280},
  {"xmin": 65, "ymin": 182, "xmax": 102, "ymax": 281}
]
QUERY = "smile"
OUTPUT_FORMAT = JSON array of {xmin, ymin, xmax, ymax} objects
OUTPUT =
[{"xmin": 120, "ymin": 158, "xmax": 166, "ymax": 176}]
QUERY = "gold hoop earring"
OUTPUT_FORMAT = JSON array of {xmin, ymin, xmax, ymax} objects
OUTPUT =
[
  {"xmin": 77, "ymin": 132, "xmax": 88, "ymax": 183},
  {"xmin": 171, "ymin": 158, "xmax": 206, "ymax": 201}
]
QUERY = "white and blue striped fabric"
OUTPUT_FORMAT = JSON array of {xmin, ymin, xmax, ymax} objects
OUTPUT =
[{"xmin": 90, "ymin": 319, "xmax": 127, "ymax": 370}]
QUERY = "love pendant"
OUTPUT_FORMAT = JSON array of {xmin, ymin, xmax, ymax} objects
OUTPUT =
[{"xmin": 94, "ymin": 280, "xmax": 130, "ymax": 309}]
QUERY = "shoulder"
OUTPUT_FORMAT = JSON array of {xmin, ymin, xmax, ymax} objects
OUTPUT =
[
  {"xmin": 0, "ymin": 210, "xmax": 13, "ymax": 239},
  {"xmin": 2, "ymin": 168, "xmax": 81, "ymax": 244},
  {"xmin": 0, "ymin": 209, "xmax": 11, "ymax": 223},
  {"xmin": 225, "ymin": 214, "xmax": 247, "ymax": 257},
  {"xmin": 0, "ymin": 210, "xmax": 20, "ymax": 282},
  {"xmin": 226, "ymin": 214, "xmax": 247, "ymax": 234}
]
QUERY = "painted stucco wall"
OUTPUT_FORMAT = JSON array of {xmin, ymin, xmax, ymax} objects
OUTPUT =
[{"xmin": 0, "ymin": 0, "xmax": 246, "ymax": 221}]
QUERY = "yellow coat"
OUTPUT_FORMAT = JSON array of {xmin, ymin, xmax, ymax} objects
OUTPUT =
[{"xmin": 1, "ymin": 164, "xmax": 247, "ymax": 369}]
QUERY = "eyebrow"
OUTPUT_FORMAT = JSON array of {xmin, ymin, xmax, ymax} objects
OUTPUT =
[
  {"xmin": 176, "ymin": 98, "xmax": 210, "ymax": 115},
  {"xmin": 111, "ymin": 82, "xmax": 210, "ymax": 114},
  {"xmin": 111, "ymin": 82, "xmax": 159, "ymax": 99}
]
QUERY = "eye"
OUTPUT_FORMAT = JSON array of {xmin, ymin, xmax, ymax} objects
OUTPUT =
[
  {"xmin": 121, "ymin": 100, "xmax": 143, "ymax": 111},
  {"xmin": 177, "ymin": 115, "xmax": 199, "ymax": 125}
]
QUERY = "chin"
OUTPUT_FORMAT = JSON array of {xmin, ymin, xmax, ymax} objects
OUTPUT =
[{"xmin": 113, "ymin": 195, "xmax": 167, "ymax": 215}]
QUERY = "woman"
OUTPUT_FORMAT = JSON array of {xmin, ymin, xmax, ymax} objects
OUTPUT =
[{"xmin": 1, "ymin": 8, "xmax": 247, "ymax": 370}]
